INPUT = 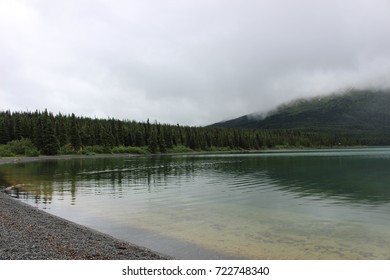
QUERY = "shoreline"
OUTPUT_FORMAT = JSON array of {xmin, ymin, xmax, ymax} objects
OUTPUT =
[
  {"xmin": 0, "ymin": 145, "xmax": 373, "ymax": 166},
  {"xmin": 0, "ymin": 153, "xmax": 241, "ymax": 260},
  {"xmin": 0, "ymin": 153, "xmax": 236, "ymax": 260},
  {"xmin": 0, "ymin": 153, "xmax": 140, "ymax": 166},
  {"xmin": 0, "ymin": 191, "xmax": 170, "ymax": 260},
  {"xmin": 0, "ymin": 154, "xmax": 172, "ymax": 260}
]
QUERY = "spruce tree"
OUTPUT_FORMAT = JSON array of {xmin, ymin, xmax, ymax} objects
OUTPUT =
[
  {"xmin": 148, "ymin": 129, "xmax": 158, "ymax": 153},
  {"xmin": 0, "ymin": 117, "xmax": 10, "ymax": 144},
  {"xmin": 70, "ymin": 113, "xmax": 82, "ymax": 151},
  {"xmin": 40, "ymin": 110, "xmax": 60, "ymax": 155}
]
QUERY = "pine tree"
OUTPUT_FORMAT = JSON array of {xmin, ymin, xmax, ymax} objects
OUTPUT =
[
  {"xmin": 148, "ymin": 128, "xmax": 158, "ymax": 153},
  {"xmin": 40, "ymin": 110, "xmax": 60, "ymax": 155},
  {"xmin": 70, "ymin": 113, "xmax": 82, "ymax": 151},
  {"xmin": 135, "ymin": 128, "xmax": 145, "ymax": 146},
  {"xmin": 0, "ymin": 116, "xmax": 10, "ymax": 144}
]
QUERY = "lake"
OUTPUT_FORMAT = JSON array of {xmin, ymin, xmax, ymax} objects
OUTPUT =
[{"xmin": 1, "ymin": 148, "xmax": 390, "ymax": 259}]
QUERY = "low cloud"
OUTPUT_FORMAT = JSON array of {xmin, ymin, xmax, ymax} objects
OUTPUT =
[{"xmin": 1, "ymin": 0, "xmax": 390, "ymax": 125}]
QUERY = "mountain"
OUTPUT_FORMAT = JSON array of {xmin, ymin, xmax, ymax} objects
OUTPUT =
[{"xmin": 211, "ymin": 89, "xmax": 390, "ymax": 145}]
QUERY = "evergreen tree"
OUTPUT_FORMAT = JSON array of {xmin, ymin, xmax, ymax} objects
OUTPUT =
[
  {"xmin": 148, "ymin": 128, "xmax": 158, "ymax": 153},
  {"xmin": 0, "ymin": 116, "xmax": 10, "ymax": 144},
  {"xmin": 40, "ymin": 110, "xmax": 60, "ymax": 155},
  {"xmin": 135, "ymin": 128, "xmax": 145, "ymax": 146},
  {"xmin": 158, "ymin": 130, "xmax": 167, "ymax": 153},
  {"xmin": 70, "ymin": 113, "xmax": 82, "ymax": 151},
  {"xmin": 55, "ymin": 116, "xmax": 68, "ymax": 147},
  {"xmin": 102, "ymin": 123, "xmax": 114, "ymax": 147}
]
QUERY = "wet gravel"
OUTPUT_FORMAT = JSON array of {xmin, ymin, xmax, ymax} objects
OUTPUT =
[{"xmin": 0, "ymin": 192, "xmax": 169, "ymax": 260}]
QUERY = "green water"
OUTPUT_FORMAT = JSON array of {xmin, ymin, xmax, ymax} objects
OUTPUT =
[{"xmin": 1, "ymin": 148, "xmax": 390, "ymax": 259}]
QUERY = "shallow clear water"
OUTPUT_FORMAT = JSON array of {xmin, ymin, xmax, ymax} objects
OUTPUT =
[{"xmin": 1, "ymin": 148, "xmax": 390, "ymax": 259}]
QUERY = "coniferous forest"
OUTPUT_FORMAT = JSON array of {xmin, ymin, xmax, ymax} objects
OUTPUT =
[{"xmin": 0, "ymin": 110, "xmax": 362, "ymax": 157}]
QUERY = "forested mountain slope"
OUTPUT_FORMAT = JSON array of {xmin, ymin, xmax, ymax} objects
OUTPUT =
[{"xmin": 212, "ymin": 89, "xmax": 390, "ymax": 145}]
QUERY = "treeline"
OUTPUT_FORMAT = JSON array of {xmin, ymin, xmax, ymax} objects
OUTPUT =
[{"xmin": 0, "ymin": 110, "xmax": 362, "ymax": 156}]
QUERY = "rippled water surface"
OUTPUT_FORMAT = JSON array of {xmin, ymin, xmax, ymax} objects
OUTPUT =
[{"xmin": 2, "ymin": 148, "xmax": 390, "ymax": 259}]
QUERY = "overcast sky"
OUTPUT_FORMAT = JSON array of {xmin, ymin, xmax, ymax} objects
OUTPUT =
[{"xmin": 1, "ymin": 0, "xmax": 390, "ymax": 126}]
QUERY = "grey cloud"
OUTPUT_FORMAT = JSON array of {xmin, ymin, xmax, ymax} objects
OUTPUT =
[{"xmin": 1, "ymin": 0, "xmax": 390, "ymax": 125}]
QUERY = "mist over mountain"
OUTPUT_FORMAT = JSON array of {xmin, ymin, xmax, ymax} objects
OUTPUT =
[{"xmin": 211, "ymin": 89, "xmax": 390, "ymax": 145}]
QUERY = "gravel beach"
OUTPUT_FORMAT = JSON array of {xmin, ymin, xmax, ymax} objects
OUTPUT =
[
  {"xmin": 0, "ymin": 192, "xmax": 169, "ymax": 260},
  {"xmin": 0, "ymin": 156, "xmax": 170, "ymax": 260}
]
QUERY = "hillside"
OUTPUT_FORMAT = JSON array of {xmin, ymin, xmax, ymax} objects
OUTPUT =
[{"xmin": 212, "ymin": 89, "xmax": 390, "ymax": 145}]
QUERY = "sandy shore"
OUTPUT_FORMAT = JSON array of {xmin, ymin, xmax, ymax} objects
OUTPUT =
[{"xmin": 0, "ymin": 155, "xmax": 170, "ymax": 260}]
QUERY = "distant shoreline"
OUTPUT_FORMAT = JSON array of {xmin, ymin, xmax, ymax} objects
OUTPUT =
[
  {"xmin": 0, "ymin": 153, "xmax": 139, "ymax": 166},
  {"xmin": 0, "ymin": 146, "xmax": 373, "ymax": 166}
]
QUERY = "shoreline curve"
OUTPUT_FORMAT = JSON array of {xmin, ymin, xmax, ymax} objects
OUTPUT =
[{"xmin": 0, "ymin": 167, "xmax": 170, "ymax": 260}]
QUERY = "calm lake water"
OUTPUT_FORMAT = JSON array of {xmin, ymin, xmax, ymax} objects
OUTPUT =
[{"xmin": 1, "ymin": 148, "xmax": 390, "ymax": 259}]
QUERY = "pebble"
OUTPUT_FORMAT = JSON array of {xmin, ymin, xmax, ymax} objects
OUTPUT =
[{"xmin": 0, "ymin": 192, "xmax": 170, "ymax": 260}]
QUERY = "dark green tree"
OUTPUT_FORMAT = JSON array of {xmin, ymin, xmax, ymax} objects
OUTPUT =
[
  {"xmin": 70, "ymin": 114, "xmax": 82, "ymax": 151},
  {"xmin": 148, "ymin": 128, "xmax": 158, "ymax": 153},
  {"xmin": 40, "ymin": 110, "xmax": 60, "ymax": 155},
  {"xmin": 0, "ymin": 116, "xmax": 10, "ymax": 144}
]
